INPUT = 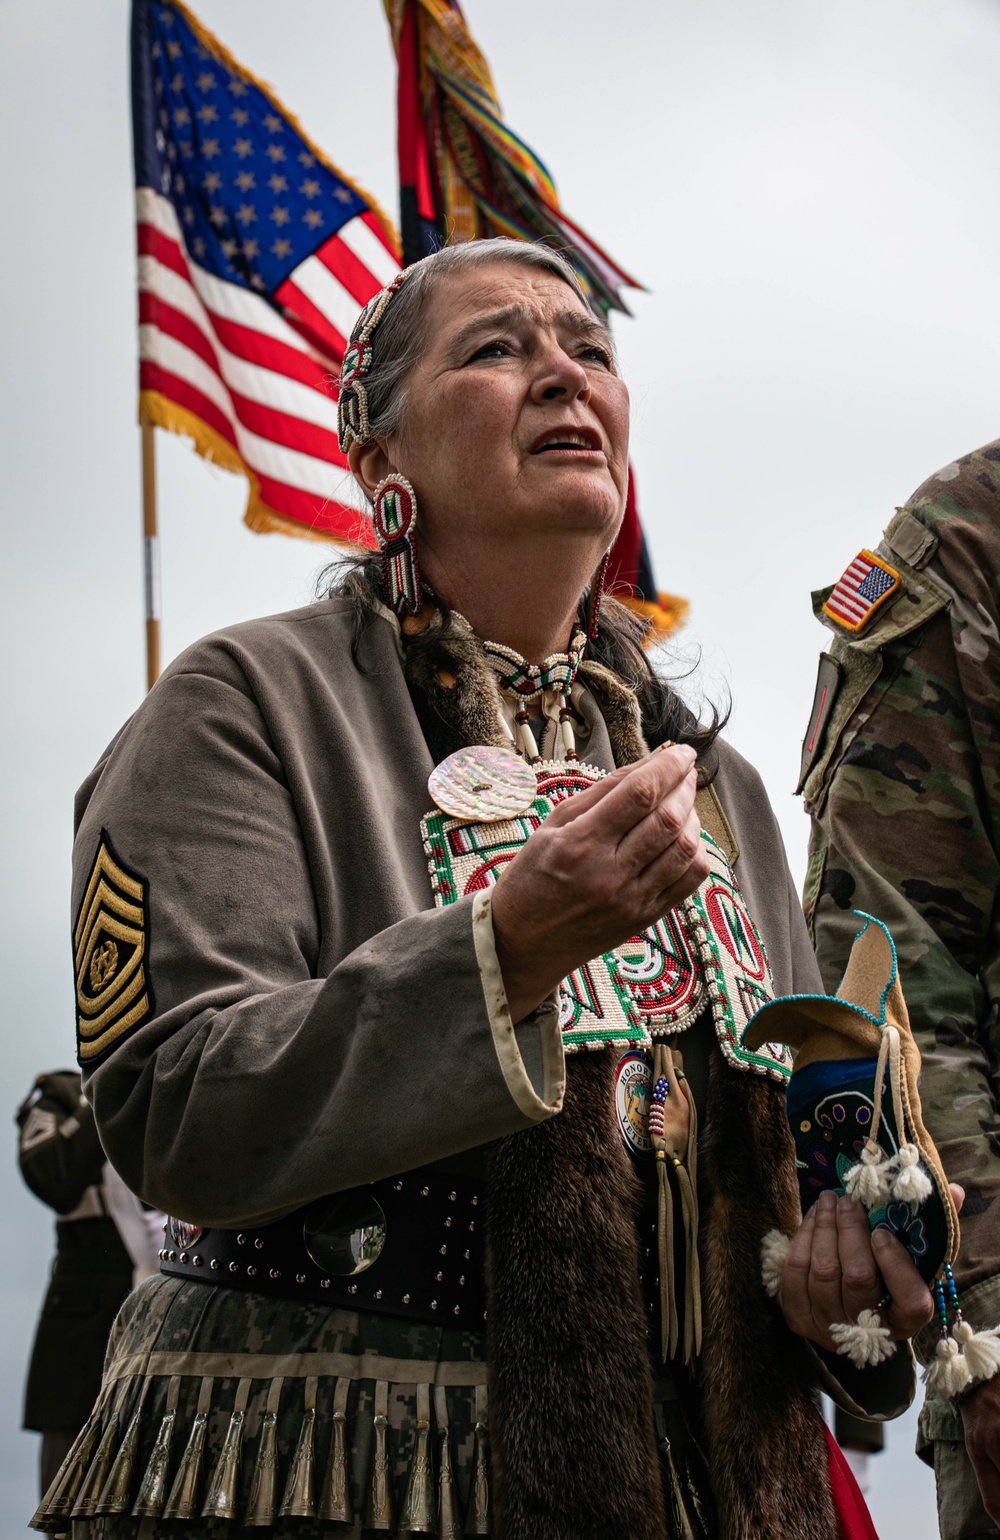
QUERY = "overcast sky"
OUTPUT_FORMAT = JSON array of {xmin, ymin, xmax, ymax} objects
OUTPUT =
[{"xmin": 3, "ymin": 0, "xmax": 1000, "ymax": 1531}]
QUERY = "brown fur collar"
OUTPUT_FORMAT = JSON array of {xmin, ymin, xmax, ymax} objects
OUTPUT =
[
  {"xmin": 699, "ymin": 1053, "xmax": 835, "ymax": 1540},
  {"xmin": 486, "ymin": 1051, "xmax": 666, "ymax": 1540}
]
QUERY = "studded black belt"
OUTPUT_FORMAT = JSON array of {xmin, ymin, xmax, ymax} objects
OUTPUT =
[{"xmin": 158, "ymin": 1169, "xmax": 486, "ymax": 1329}]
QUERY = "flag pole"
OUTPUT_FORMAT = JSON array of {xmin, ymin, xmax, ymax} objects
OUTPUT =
[{"xmin": 141, "ymin": 421, "xmax": 161, "ymax": 692}]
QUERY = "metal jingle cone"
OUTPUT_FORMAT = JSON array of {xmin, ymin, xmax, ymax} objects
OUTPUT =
[
  {"xmin": 97, "ymin": 1400, "xmax": 145, "ymax": 1516},
  {"xmin": 278, "ymin": 1406, "xmax": 317, "ymax": 1520},
  {"xmin": 363, "ymin": 1382, "xmax": 395, "ymax": 1532},
  {"xmin": 70, "ymin": 1412, "xmax": 121, "ymax": 1518},
  {"xmin": 463, "ymin": 1419, "xmax": 491, "ymax": 1535},
  {"xmin": 401, "ymin": 1386, "xmax": 435, "ymax": 1532},
  {"xmin": 243, "ymin": 1411, "xmax": 279, "ymax": 1527},
  {"xmin": 162, "ymin": 1409, "xmax": 209, "ymax": 1521},
  {"xmin": 317, "ymin": 1379, "xmax": 353, "ymax": 1524},
  {"xmin": 132, "ymin": 1407, "xmax": 176, "ymax": 1518},
  {"xmin": 31, "ymin": 1406, "xmax": 104, "ymax": 1527},
  {"xmin": 437, "ymin": 1431, "xmax": 462, "ymax": 1539},
  {"xmin": 201, "ymin": 1379, "xmax": 250, "ymax": 1522}
]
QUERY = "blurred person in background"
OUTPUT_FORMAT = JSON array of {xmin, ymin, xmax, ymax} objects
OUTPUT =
[
  {"xmin": 18, "ymin": 1070, "xmax": 163, "ymax": 1503},
  {"xmin": 802, "ymin": 439, "xmax": 1000, "ymax": 1539}
]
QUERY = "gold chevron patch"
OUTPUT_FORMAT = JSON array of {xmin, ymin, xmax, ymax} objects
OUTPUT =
[{"xmin": 74, "ymin": 830, "xmax": 152, "ymax": 1061}]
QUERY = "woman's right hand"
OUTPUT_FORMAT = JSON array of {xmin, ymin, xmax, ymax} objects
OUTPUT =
[{"xmin": 490, "ymin": 744, "xmax": 708, "ymax": 1023}]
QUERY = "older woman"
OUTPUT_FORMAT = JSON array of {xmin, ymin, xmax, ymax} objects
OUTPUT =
[{"xmin": 46, "ymin": 239, "xmax": 931, "ymax": 1540}]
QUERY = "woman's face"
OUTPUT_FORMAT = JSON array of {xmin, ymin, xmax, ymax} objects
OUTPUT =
[{"xmin": 388, "ymin": 262, "xmax": 630, "ymax": 562}]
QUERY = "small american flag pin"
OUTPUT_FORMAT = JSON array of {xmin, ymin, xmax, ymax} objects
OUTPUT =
[{"xmin": 822, "ymin": 550, "xmax": 901, "ymax": 634}]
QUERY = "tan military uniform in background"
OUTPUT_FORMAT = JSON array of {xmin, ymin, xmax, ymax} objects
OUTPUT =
[{"xmin": 802, "ymin": 439, "xmax": 1000, "ymax": 1539}]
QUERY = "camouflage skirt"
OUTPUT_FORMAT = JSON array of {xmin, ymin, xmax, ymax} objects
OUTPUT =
[
  {"xmin": 33, "ymin": 1275, "xmax": 714, "ymax": 1539},
  {"xmin": 31, "ymin": 1274, "xmax": 491, "ymax": 1539}
]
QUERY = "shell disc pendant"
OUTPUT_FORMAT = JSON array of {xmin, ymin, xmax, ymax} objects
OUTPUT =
[{"xmin": 427, "ymin": 745, "xmax": 537, "ymax": 823}]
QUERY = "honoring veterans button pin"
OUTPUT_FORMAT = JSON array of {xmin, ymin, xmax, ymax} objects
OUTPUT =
[{"xmin": 614, "ymin": 1051, "xmax": 653, "ymax": 1157}]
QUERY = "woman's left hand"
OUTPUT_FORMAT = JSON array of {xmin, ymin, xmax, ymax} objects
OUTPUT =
[{"xmin": 778, "ymin": 1189, "xmax": 935, "ymax": 1351}]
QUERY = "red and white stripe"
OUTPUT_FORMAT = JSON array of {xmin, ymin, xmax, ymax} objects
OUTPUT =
[
  {"xmin": 136, "ymin": 187, "xmax": 400, "ymax": 539},
  {"xmin": 824, "ymin": 554, "xmax": 881, "ymax": 627}
]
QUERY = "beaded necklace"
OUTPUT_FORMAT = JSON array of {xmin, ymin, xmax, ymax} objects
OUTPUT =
[{"xmin": 478, "ymin": 625, "xmax": 587, "ymax": 765}]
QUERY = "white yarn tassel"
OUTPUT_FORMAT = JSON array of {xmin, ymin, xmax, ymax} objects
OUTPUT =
[
  {"xmin": 890, "ymin": 1143, "xmax": 934, "ymax": 1204},
  {"xmin": 829, "ymin": 1309, "xmax": 896, "ymax": 1368},
  {"xmin": 923, "ymin": 1336, "xmax": 973, "ymax": 1399},
  {"xmin": 761, "ymin": 1229, "xmax": 792, "ymax": 1298},
  {"xmin": 843, "ymin": 1141, "xmax": 894, "ymax": 1207},
  {"xmin": 952, "ymin": 1321, "xmax": 1000, "ymax": 1384}
]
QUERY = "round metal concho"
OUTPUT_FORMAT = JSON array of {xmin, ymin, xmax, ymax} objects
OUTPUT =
[
  {"xmin": 303, "ymin": 1192, "xmax": 387, "ymax": 1277},
  {"xmin": 168, "ymin": 1217, "xmax": 204, "ymax": 1250},
  {"xmin": 428, "ymin": 744, "xmax": 536, "ymax": 823}
]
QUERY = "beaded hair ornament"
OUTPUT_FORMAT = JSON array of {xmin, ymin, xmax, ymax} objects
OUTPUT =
[{"xmin": 336, "ymin": 269, "xmax": 413, "ymax": 455}]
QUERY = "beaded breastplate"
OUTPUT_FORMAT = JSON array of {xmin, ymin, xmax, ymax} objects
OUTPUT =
[{"xmin": 420, "ymin": 755, "xmax": 791, "ymax": 1082}]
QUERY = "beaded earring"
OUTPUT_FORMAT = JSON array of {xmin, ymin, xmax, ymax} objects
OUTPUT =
[
  {"xmin": 587, "ymin": 549, "xmax": 612, "ymax": 641},
  {"xmin": 372, "ymin": 474, "xmax": 422, "ymax": 618}
]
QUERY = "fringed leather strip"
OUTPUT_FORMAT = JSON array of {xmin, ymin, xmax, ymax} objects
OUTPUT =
[
  {"xmin": 278, "ymin": 1374, "xmax": 318, "ymax": 1520},
  {"xmin": 699, "ymin": 1052, "xmax": 837, "ymax": 1540},
  {"xmin": 486, "ymin": 1052, "xmax": 666, "ymax": 1540},
  {"xmin": 401, "ymin": 1382, "xmax": 436, "ymax": 1532},
  {"xmin": 650, "ymin": 1043, "xmax": 702, "ymax": 1366},
  {"xmin": 463, "ymin": 1384, "xmax": 491, "ymax": 1537},
  {"xmin": 244, "ymin": 1376, "xmax": 282, "ymax": 1527},
  {"xmin": 132, "ymin": 1374, "xmax": 181, "ymax": 1518},
  {"xmin": 318, "ymin": 1375, "xmax": 353, "ymax": 1524},
  {"xmin": 201, "ymin": 1376, "xmax": 251, "ymax": 1521},
  {"xmin": 434, "ymin": 1385, "xmax": 462, "ymax": 1540},
  {"xmin": 364, "ymin": 1379, "xmax": 395, "ymax": 1532},
  {"xmin": 162, "ymin": 1375, "xmax": 213, "ymax": 1521}
]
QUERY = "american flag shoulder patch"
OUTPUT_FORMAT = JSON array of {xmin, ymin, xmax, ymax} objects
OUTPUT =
[{"xmin": 822, "ymin": 549, "xmax": 902, "ymax": 634}]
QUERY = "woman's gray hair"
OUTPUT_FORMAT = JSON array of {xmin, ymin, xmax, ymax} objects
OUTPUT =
[{"xmin": 360, "ymin": 238, "xmax": 610, "ymax": 443}]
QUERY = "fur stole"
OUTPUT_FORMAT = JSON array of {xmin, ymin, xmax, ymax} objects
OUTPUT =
[
  {"xmin": 486, "ymin": 1051, "xmax": 666, "ymax": 1540},
  {"xmin": 397, "ymin": 608, "xmax": 836, "ymax": 1540},
  {"xmin": 700, "ymin": 1053, "xmax": 835, "ymax": 1540}
]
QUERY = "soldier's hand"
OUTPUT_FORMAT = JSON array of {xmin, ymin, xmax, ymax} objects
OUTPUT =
[
  {"xmin": 960, "ymin": 1376, "xmax": 1000, "ymax": 1524},
  {"xmin": 491, "ymin": 745, "xmax": 707, "ymax": 1023},
  {"xmin": 779, "ymin": 1190, "xmax": 934, "ymax": 1350}
]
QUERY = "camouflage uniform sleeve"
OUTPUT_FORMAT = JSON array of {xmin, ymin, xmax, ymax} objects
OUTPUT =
[{"xmin": 801, "ymin": 442, "xmax": 1000, "ymax": 1343}]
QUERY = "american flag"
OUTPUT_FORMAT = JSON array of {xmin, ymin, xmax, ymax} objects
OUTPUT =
[
  {"xmin": 132, "ymin": 0, "xmax": 401, "ymax": 543},
  {"xmin": 822, "ymin": 549, "xmax": 901, "ymax": 633}
]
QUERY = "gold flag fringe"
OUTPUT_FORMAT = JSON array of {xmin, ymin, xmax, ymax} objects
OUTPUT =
[
  {"xmin": 318, "ymin": 1376, "xmax": 353, "ymax": 1524},
  {"xmin": 163, "ymin": 1377, "xmax": 213, "ymax": 1522},
  {"xmin": 139, "ymin": 391, "xmax": 375, "ymax": 551},
  {"xmin": 278, "ymin": 1376, "xmax": 318, "ymax": 1520}
]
